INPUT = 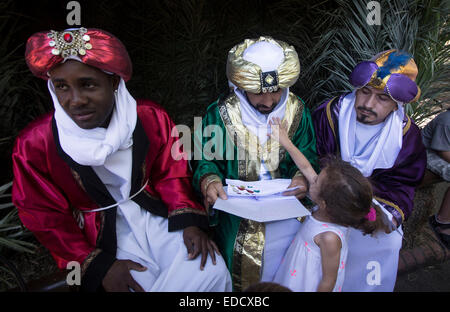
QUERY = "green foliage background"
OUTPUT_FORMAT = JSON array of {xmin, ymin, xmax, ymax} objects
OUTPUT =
[
  {"xmin": 1, "ymin": 1, "xmax": 449, "ymax": 184},
  {"xmin": 0, "ymin": 0, "xmax": 448, "ymax": 288}
]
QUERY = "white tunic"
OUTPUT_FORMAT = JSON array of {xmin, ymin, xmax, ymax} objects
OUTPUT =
[
  {"xmin": 258, "ymin": 161, "xmax": 302, "ymax": 282},
  {"xmin": 342, "ymin": 207, "xmax": 403, "ymax": 292},
  {"xmin": 93, "ymin": 148, "xmax": 232, "ymax": 292}
]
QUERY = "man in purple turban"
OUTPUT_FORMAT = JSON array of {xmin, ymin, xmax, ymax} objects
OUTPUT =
[{"xmin": 312, "ymin": 50, "xmax": 426, "ymax": 291}]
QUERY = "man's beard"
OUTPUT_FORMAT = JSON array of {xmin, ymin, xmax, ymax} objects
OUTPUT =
[
  {"xmin": 256, "ymin": 102, "xmax": 278, "ymax": 114},
  {"xmin": 356, "ymin": 106, "xmax": 377, "ymax": 123}
]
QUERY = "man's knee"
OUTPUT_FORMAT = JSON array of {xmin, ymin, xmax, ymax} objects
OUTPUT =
[{"xmin": 203, "ymin": 255, "xmax": 230, "ymax": 279}]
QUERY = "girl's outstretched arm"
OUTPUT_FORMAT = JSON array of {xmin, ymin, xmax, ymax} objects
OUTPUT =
[{"xmin": 269, "ymin": 117, "xmax": 318, "ymax": 185}]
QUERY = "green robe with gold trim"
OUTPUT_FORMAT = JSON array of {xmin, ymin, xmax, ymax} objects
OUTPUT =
[{"xmin": 191, "ymin": 91, "xmax": 318, "ymax": 291}]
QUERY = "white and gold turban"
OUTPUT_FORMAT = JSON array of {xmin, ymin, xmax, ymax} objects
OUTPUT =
[{"xmin": 226, "ymin": 36, "xmax": 300, "ymax": 94}]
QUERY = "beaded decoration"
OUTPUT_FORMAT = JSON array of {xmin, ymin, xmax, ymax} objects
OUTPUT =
[{"xmin": 47, "ymin": 28, "xmax": 92, "ymax": 58}]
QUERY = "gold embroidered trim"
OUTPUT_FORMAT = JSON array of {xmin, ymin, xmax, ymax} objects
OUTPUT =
[
  {"xmin": 71, "ymin": 205, "xmax": 85, "ymax": 230},
  {"xmin": 81, "ymin": 248, "xmax": 102, "ymax": 279},
  {"xmin": 403, "ymin": 116, "xmax": 411, "ymax": 136},
  {"xmin": 70, "ymin": 169, "xmax": 87, "ymax": 193},
  {"xmin": 168, "ymin": 207, "xmax": 208, "ymax": 218},
  {"xmin": 374, "ymin": 196, "xmax": 405, "ymax": 222},
  {"xmin": 200, "ymin": 174, "xmax": 222, "ymax": 195},
  {"xmin": 141, "ymin": 160, "xmax": 147, "ymax": 187},
  {"xmin": 143, "ymin": 188, "xmax": 161, "ymax": 201},
  {"xmin": 326, "ymin": 96, "xmax": 338, "ymax": 141},
  {"xmin": 287, "ymin": 96, "xmax": 303, "ymax": 139},
  {"xmin": 218, "ymin": 99, "xmax": 249, "ymax": 180},
  {"xmin": 95, "ymin": 211, "xmax": 105, "ymax": 246}
]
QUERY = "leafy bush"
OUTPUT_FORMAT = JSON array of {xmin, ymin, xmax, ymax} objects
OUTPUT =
[
  {"xmin": 79, "ymin": 0, "xmax": 449, "ymax": 126},
  {"xmin": 0, "ymin": 0, "xmax": 50, "ymax": 185},
  {"xmin": 281, "ymin": 0, "xmax": 450, "ymax": 125},
  {"xmin": 0, "ymin": 181, "xmax": 35, "ymax": 290}
]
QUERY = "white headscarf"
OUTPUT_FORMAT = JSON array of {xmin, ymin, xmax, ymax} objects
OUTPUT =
[
  {"xmin": 339, "ymin": 91, "xmax": 404, "ymax": 177},
  {"xmin": 49, "ymin": 57, "xmax": 137, "ymax": 166},
  {"xmin": 233, "ymin": 85, "xmax": 288, "ymax": 145}
]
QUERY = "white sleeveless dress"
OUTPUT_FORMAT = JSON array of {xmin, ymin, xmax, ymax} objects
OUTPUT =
[{"xmin": 273, "ymin": 214, "xmax": 349, "ymax": 292}]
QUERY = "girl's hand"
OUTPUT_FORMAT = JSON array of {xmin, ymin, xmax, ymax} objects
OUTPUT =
[
  {"xmin": 282, "ymin": 175, "xmax": 308, "ymax": 200},
  {"xmin": 269, "ymin": 117, "xmax": 290, "ymax": 147}
]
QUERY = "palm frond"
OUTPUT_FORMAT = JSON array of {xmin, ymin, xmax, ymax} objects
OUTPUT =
[
  {"xmin": 278, "ymin": 0, "xmax": 450, "ymax": 127},
  {"xmin": 0, "ymin": 182, "xmax": 36, "ymax": 254}
]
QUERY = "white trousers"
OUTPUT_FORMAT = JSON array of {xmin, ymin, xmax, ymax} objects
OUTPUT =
[
  {"xmin": 116, "ymin": 206, "xmax": 232, "ymax": 292},
  {"xmin": 261, "ymin": 218, "xmax": 301, "ymax": 282},
  {"xmin": 342, "ymin": 225, "xmax": 403, "ymax": 292}
]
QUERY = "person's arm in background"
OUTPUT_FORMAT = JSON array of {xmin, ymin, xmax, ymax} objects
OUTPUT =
[{"xmin": 437, "ymin": 151, "xmax": 450, "ymax": 162}]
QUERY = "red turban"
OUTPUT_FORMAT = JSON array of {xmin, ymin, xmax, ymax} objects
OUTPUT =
[{"xmin": 25, "ymin": 28, "xmax": 132, "ymax": 82}]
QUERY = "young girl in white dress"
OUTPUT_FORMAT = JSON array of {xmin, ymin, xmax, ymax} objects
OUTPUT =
[{"xmin": 269, "ymin": 117, "xmax": 387, "ymax": 292}]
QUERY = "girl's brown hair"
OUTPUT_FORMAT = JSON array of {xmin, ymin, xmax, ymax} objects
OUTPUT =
[{"xmin": 318, "ymin": 157, "xmax": 385, "ymax": 235}]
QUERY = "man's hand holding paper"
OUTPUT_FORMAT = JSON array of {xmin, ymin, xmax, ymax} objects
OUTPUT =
[{"xmin": 211, "ymin": 179, "xmax": 311, "ymax": 222}]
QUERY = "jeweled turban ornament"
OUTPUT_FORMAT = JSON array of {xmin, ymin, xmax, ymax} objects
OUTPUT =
[
  {"xmin": 25, "ymin": 28, "xmax": 132, "ymax": 81},
  {"xmin": 226, "ymin": 36, "xmax": 300, "ymax": 94},
  {"xmin": 349, "ymin": 49, "xmax": 421, "ymax": 103}
]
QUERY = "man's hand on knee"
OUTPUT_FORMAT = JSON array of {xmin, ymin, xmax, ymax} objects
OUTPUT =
[
  {"xmin": 183, "ymin": 226, "xmax": 221, "ymax": 271},
  {"xmin": 102, "ymin": 259, "xmax": 147, "ymax": 292}
]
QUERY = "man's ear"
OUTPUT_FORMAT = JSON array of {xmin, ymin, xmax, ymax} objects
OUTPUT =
[{"xmin": 111, "ymin": 74, "xmax": 120, "ymax": 91}]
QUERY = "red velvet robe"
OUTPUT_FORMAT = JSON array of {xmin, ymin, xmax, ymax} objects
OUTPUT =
[{"xmin": 12, "ymin": 99, "xmax": 207, "ymax": 291}]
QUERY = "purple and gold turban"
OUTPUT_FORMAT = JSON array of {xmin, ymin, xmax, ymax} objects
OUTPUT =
[{"xmin": 349, "ymin": 49, "xmax": 421, "ymax": 103}]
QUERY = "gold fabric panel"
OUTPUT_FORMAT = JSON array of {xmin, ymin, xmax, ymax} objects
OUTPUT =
[{"xmin": 232, "ymin": 219, "xmax": 265, "ymax": 291}]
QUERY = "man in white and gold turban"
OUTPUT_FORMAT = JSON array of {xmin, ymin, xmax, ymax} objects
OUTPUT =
[{"xmin": 192, "ymin": 36, "xmax": 318, "ymax": 291}]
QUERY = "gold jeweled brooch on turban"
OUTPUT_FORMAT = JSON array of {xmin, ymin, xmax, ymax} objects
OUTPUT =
[
  {"xmin": 25, "ymin": 28, "xmax": 133, "ymax": 82},
  {"xmin": 47, "ymin": 28, "xmax": 92, "ymax": 58}
]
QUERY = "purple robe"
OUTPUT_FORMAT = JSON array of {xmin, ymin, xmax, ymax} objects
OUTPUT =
[{"xmin": 312, "ymin": 94, "xmax": 426, "ymax": 226}]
